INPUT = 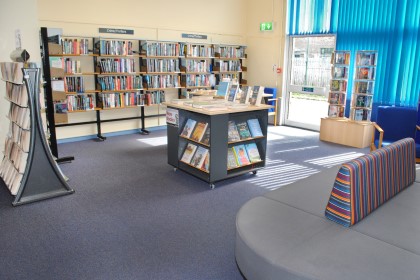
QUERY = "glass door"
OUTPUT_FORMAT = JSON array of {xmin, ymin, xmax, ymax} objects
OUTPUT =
[{"xmin": 284, "ymin": 35, "xmax": 336, "ymax": 131}]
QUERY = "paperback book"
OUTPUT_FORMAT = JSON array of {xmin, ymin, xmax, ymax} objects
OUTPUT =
[
  {"xmin": 191, "ymin": 146, "xmax": 209, "ymax": 169},
  {"xmin": 180, "ymin": 143, "xmax": 198, "ymax": 164},
  {"xmin": 226, "ymin": 84, "xmax": 239, "ymax": 102},
  {"xmin": 228, "ymin": 120, "xmax": 241, "ymax": 142},
  {"xmin": 245, "ymin": 143, "xmax": 261, "ymax": 163},
  {"xmin": 201, "ymin": 154, "xmax": 210, "ymax": 172},
  {"xmin": 180, "ymin": 119, "xmax": 197, "ymax": 138},
  {"xmin": 236, "ymin": 121, "xmax": 252, "ymax": 140},
  {"xmin": 227, "ymin": 148, "xmax": 239, "ymax": 169},
  {"xmin": 200, "ymin": 127, "xmax": 210, "ymax": 145},
  {"xmin": 216, "ymin": 81, "xmax": 230, "ymax": 98},
  {"xmin": 249, "ymin": 86, "xmax": 264, "ymax": 106},
  {"xmin": 190, "ymin": 122, "xmax": 208, "ymax": 142},
  {"xmin": 247, "ymin": 118, "xmax": 263, "ymax": 137},
  {"xmin": 232, "ymin": 144, "xmax": 251, "ymax": 166},
  {"xmin": 239, "ymin": 86, "xmax": 251, "ymax": 104}
]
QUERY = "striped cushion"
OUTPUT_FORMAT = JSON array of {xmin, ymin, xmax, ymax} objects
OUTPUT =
[{"xmin": 325, "ymin": 138, "xmax": 416, "ymax": 227}]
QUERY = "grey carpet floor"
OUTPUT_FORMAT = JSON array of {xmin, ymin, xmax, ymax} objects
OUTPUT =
[{"xmin": 0, "ymin": 126, "xmax": 369, "ymax": 280}]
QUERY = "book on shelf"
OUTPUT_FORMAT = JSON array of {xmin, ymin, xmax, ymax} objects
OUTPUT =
[
  {"xmin": 51, "ymin": 80, "xmax": 65, "ymax": 92},
  {"xmin": 201, "ymin": 153, "xmax": 210, "ymax": 172},
  {"xmin": 180, "ymin": 119, "xmax": 197, "ymax": 138},
  {"xmin": 245, "ymin": 143, "xmax": 261, "ymax": 163},
  {"xmin": 353, "ymin": 109, "xmax": 371, "ymax": 121},
  {"xmin": 200, "ymin": 127, "xmax": 210, "ymax": 145},
  {"xmin": 54, "ymin": 102, "xmax": 68, "ymax": 113},
  {"xmin": 354, "ymin": 95, "xmax": 372, "ymax": 108},
  {"xmin": 249, "ymin": 86, "xmax": 264, "ymax": 106},
  {"xmin": 239, "ymin": 85, "xmax": 251, "ymax": 104},
  {"xmin": 236, "ymin": 121, "xmax": 252, "ymax": 140},
  {"xmin": 357, "ymin": 67, "xmax": 375, "ymax": 80},
  {"xmin": 330, "ymin": 80, "xmax": 347, "ymax": 92},
  {"xmin": 357, "ymin": 52, "xmax": 377, "ymax": 66},
  {"xmin": 332, "ymin": 66, "xmax": 347, "ymax": 79},
  {"xmin": 190, "ymin": 122, "xmax": 208, "ymax": 142},
  {"xmin": 228, "ymin": 120, "xmax": 241, "ymax": 142},
  {"xmin": 232, "ymin": 144, "xmax": 251, "ymax": 166},
  {"xmin": 247, "ymin": 118, "xmax": 263, "ymax": 137},
  {"xmin": 328, "ymin": 92, "xmax": 346, "ymax": 105},
  {"xmin": 328, "ymin": 105, "xmax": 344, "ymax": 118},
  {"xmin": 226, "ymin": 84, "xmax": 239, "ymax": 102},
  {"xmin": 227, "ymin": 148, "xmax": 239, "ymax": 169},
  {"xmin": 332, "ymin": 52, "xmax": 350, "ymax": 65},
  {"xmin": 180, "ymin": 143, "xmax": 198, "ymax": 164},
  {"xmin": 191, "ymin": 146, "xmax": 209, "ymax": 169},
  {"xmin": 354, "ymin": 81, "xmax": 374, "ymax": 94},
  {"xmin": 216, "ymin": 81, "xmax": 230, "ymax": 98}
]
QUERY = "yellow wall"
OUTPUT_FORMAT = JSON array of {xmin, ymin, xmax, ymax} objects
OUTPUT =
[
  {"xmin": 0, "ymin": 0, "xmax": 40, "ymax": 158},
  {"xmin": 0, "ymin": 0, "xmax": 288, "ymax": 142}
]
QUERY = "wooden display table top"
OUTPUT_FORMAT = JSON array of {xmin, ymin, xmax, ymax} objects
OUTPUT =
[{"xmin": 162, "ymin": 102, "xmax": 273, "ymax": 116}]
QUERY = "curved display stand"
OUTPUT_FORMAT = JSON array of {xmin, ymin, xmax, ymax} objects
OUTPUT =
[{"xmin": 12, "ymin": 68, "xmax": 74, "ymax": 206}]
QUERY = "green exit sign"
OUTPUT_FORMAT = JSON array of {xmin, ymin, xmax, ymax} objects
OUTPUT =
[{"xmin": 260, "ymin": 22, "xmax": 273, "ymax": 31}]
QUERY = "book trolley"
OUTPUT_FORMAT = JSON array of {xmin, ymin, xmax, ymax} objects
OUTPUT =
[
  {"xmin": 0, "ymin": 62, "xmax": 74, "ymax": 205},
  {"xmin": 165, "ymin": 103, "xmax": 271, "ymax": 188}
]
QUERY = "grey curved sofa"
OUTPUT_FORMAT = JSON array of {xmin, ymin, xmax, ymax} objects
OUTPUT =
[{"xmin": 236, "ymin": 139, "xmax": 420, "ymax": 280}]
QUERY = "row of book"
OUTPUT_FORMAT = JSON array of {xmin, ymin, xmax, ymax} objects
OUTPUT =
[
  {"xmin": 61, "ymin": 38, "xmax": 89, "ymax": 55},
  {"xmin": 5, "ymin": 82, "xmax": 28, "ymax": 107},
  {"xmin": 9, "ymin": 103, "xmax": 30, "ymax": 130},
  {"xmin": 330, "ymin": 80, "xmax": 347, "ymax": 92},
  {"xmin": 3, "ymin": 137, "xmax": 28, "ymax": 174},
  {"xmin": 67, "ymin": 94, "xmax": 96, "ymax": 111},
  {"xmin": 182, "ymin": 74, "xmax": 211, "ymax": 87},
  {"xmin": 97, "ymin": 58, "xmax": 136, "ymax": 73},
  {"xmin": 95, "ymin": 40, "xmax": 134, "ymax": 56},
  {"xmin": 181, "ymin": 59, "xmax": 211, "ymax": 73},
  {"xmin": 141, "ymin": 41, "xmax": 180, "ymax": 57},
  {"xmin": 228, "ymin": 119, "xmax": 263, "ymax": 142},
  {"xmin": 180, "ymin": 143, "xmax": 210, "ymax": 172},
  {"xmin": 352, "ymin": 108, "xmax": 372, "ymax": 121},
  {"xmin": 214, "ymin": 45, "xmax": 246, "ymax": 58},
  {"xmin": 0, "ymin": 157, "xmax": 23, "ymax": 195},
  {"xmin": 328, "ymin": 105, "xmax": 345, "ymax": 118},
  {"xmin": 356, "ymin": 52, "xmax": 377, "ymax": 66},
  {"xmin": 8, "ymin": 122, "xmax": 30, "ymax": 153},
  {"xmin": 65, "ymin": 76, "xmax": 85, "ymax": 93},
  {"xmin": 356, "ymin": 67, "xmax": 375, "ymax": 80},
  {"xmin": 214, "ymin": 60, "xmax": 242, "ymax": 72},
  {"xmin": 353, "ymin": 94, "xmax": 373, "ymax": 108},
  {"xmin": 332, "ymin": 66, "xmax": 348, "ymax": 79},
  {"xmin": 181, "ymin": 119, "xmax": 210, "ymax": 144},
  {"xmin": 180, "ymin": 43, "xmax": 214, "ymax": 57},
  {"xmin": 98, "ymin": 91, "xmax": 166, "ymax": 108},
  {"xmin": 97, "ymin": 75, "xmax": 143, "ymax": 91},
  {"xmin": 227, "ymin": 142, "xmax": 261, "ymax": 169},
  {"xmin": 328, "ymin": 92, "xmax": 346, "ymax": 106},
  {"xmin": 142, "ymin": 58, "xmax": 180, "ymax": 73},
  {"xmin": 143, "ymin": 74, "xmax": 180, "ymax": 89},
  {"xmin": 331, "ymin": 52, "xmax": 350, "ymax": 65},
  {"xmin": 49, "ymin": 57, "xmax": 82, "ymax": 74}
]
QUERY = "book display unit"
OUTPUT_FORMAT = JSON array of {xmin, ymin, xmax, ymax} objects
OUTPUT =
[
  {"xmin": 328, "ymin": 51, "xmax": 350, "ymax": 118},
  {"xmin": 0, "ymin": 63, "xmax": 74, "ymax": 205},
  {"xmin": 350, "ymin": 50, "xmax": 377, "ymax": 122},
  {"xmin": 165, "ymin": 103, "xmax": 270, "ymax": 189}
]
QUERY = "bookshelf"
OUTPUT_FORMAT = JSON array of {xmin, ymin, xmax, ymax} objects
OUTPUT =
[
  {"xmin": 350, "ymin": 50, "xmax": 377, "ymax": 122},
  {"xmin": 328, "ymin": 50, "xmax": 350, "ymax": 118},
  {"xmin": 165, "ymin": 103, "xmax": 270, "ymax": 188},
  {"xmin": 0, "ymin": 63, "xmax": 74, "ymax": 205},
  {"xmin": 40, "ymin": 28, "xmax": 168, "ymax": 159},
  {"xmin": 213, "ymin": 44, "xmax": 247, "ymax": 86}
]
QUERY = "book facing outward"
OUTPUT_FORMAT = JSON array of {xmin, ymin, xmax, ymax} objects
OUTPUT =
[
  {"xmin": 216, "ymin": 81, "xmax": 230, "ymax": 98},
  {"xmin": 191, "ymin": 146, "xmax": 209, "ymax": 169},
  {"xmin": 247, "ymin": 118, "xmax": 263, "ymax": 137},
  {"xmin": 236, "ymin": 121, "xmax": 252, "ymax": 140},
  {"xmin": 200, "ymin": 127, "xmax": 210, "ymax": 146},
  {"xmin": 227, "ymin": 148, "xmax": 239, "ymax": 169},
  {"xmin": 180, "ymin": 143, "xmax": 197, "ymax": 164},
  {"xmin": 228, "ymin": 120, "xmax": 241, "ymax": 142},
  {"xmin": 201, "ymin": 154, "xmax": 210, "ymax": 172},
  {"xmin": 180, "ymin": 119, "xmax": 197, "ymax": 138},
  {"xmin": 245, "ymin": 143, "xmax": 261, "ymax": 163},
  {"xmin": 226, "ymin": 84, "xmax": 239, "ymax": 102},
  {"xmin": 232, "ymin": 144, "xmax": 251, "ymax": 166},
  {"xmin": 249, "ymin": 86, "xmax": 264, "ymax": 106},
  {"xmin": 190, "ymin": 122, "xmax": 208, "ymax": 142},
  {"xmin": 239, "ymin": 86, "xmax": 251, "ymax": 104}
]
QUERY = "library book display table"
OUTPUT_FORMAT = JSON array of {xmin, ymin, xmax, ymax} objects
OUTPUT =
[
  {"xmin": 320, "ymin": 117, "xmax": 374, "ymax": 148},
  {"xmin": 164, "ymin": 102, "xmax": 272, "ymax": 188}
]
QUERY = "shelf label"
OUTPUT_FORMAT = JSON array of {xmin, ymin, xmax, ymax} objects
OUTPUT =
[
  {"xmin": 181, "ymin": 33, "xmax": 208, "ymax": 40},
  {"xmin": 302, "ymin": 87, "xmax": 314, "ymax": 93},
  {"xmin": 166, "ymin": 108, "xmax": 179, "ymax": 127},
  {"xmin": 99, "ymin": 28, "xmax": 134, "ymax": 35}
]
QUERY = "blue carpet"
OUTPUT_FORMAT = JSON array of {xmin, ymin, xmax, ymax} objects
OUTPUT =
[{"xmin": 0, "ymin": 126, "xmax": 369, "ymax": 280}]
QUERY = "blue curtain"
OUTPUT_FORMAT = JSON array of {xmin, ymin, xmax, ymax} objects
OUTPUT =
[{"xmin": 288, "ymin": 0, "xmax": 420, "ymax": 117}]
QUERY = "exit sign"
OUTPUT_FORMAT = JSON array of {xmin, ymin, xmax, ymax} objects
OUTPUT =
[{"xmin": 260, "ymin": 22, "xmax": 273, "ymax": 31}]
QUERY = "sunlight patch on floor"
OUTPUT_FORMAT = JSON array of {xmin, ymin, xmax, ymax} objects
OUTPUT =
[
  {"xmin": 274, "ymin": 145, "xmax": 319, "ymax": 153},
  {"xmin": 247, "ymin": 160, "xmax": 320, "ymax": 190},
  {"xmin": 136, "ymin": 136, "xmax": 167, "ymax": 146},
  {"xmin": 305, "ymin": 152, "xmax": 365, "ymax": 168}
]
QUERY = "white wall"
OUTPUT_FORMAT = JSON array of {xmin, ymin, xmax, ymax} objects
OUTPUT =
[{"xmin": 0, "ymin": 0, "xmax": 41, "ymax": 158}]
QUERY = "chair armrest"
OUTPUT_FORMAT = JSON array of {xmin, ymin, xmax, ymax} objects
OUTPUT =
[{"xmin": 370, "ymin": 122, "xmax": 384, "ymax": 151}]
